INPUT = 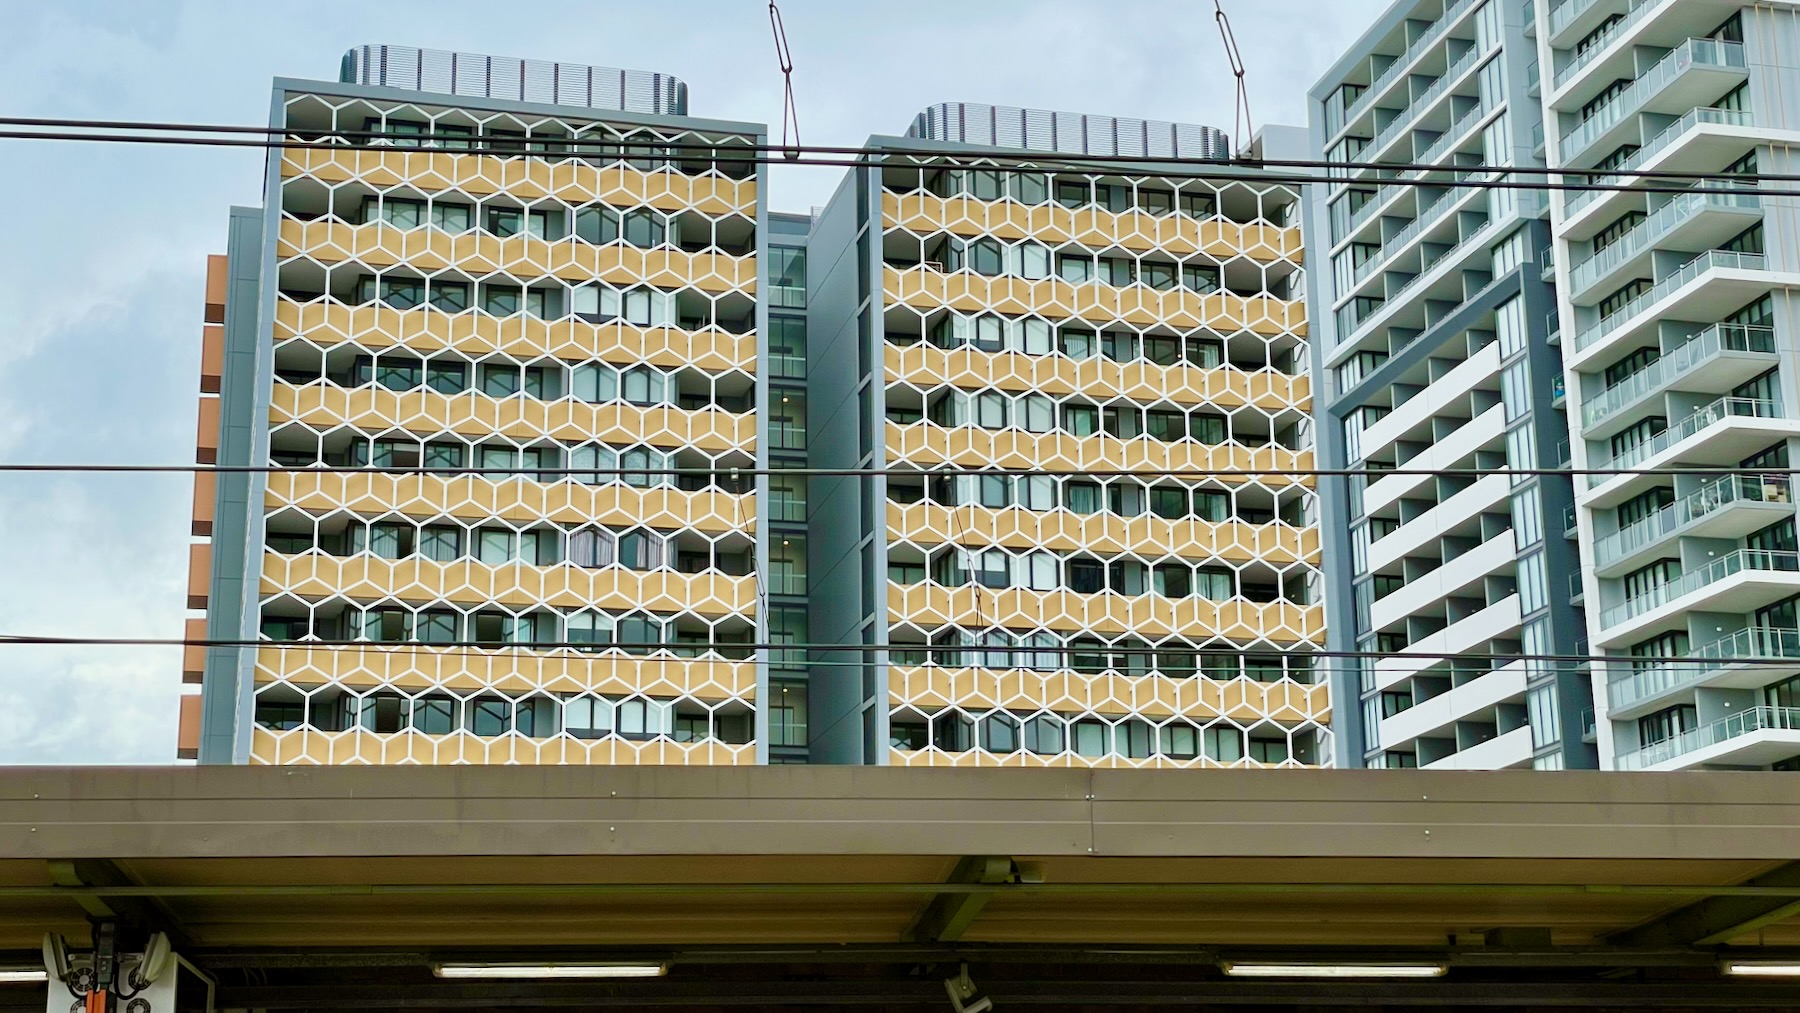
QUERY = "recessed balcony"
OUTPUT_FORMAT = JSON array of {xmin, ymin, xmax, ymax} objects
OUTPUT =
[
  {"xmin": 1579, "ymin": 322, "xmax": 1778, "ymax": 441},
  {"xmin": 1614, "ymin": 704, "xmax": 1800, "ymax": 771},
  {"xmin": 1597, "ymin": 548, "xmax": 1800, "ymax": 642},
  {"xmin": 1558, "ymin": 39, "xmax": 1747, "ymax": 169},
  {"xmin": 1563, "ymin": 108, "xmax": 1758, "ymax": 229},
  {"xmin": 1591, "ymin": 474, "xmax": 1794, "ymax": 578},
  {"xmin": 1565, "ymin": 188, "xmax": 1761, "ymax": 301},
  {"xmin": 1607, "ymin": 626, "xmax": 1800, "ymax": 719},
  {"xmin": 1569, "ymin": 250, "xmax": 1776, "ymax": 361},
  {"xmin": 1594, "ymin": 394, "xmax": 1781, "ymax": 477}
]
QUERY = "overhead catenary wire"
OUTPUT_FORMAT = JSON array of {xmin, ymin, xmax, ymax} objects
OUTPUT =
[
  {"xmin": 1213, "ymin": 0, "xmax": 1255, "ymax": 155},
  {"xmin": 4, "ymin": 462, "xmax": 1799, "ymax": 480},
  {"xmin": 0, "ymin": 117, "xmax": 1791, "ymax": 197},
  {"xmin": 0, "ymin": 634, "xmax": 1782, "ymax": 670},
  {"xmin": 766, "ymin": 0, "xmax": 801, "ymax": 159},
  {"xmin": 6, "ymin": 114, "xmax": 1797, "ymax": 183}
]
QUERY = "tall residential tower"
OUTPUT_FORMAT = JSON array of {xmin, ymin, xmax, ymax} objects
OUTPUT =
[
  {"xmin": 1546, "ymin": 0, "xmax": 1800, "ymax": 771},
  {"xmin": 1309, "ymin": 0, "xmax": 1593, "ymax": 770},
  {"xmin": 806, "ymin": 106, "xmax": 1330, "ymax": 767},
  {"xmin": 180, "ymin": 53, "xmax": 1335, "ymax": 768},
  {"xmin": 182, "ymin": 47, "xmax": 771, "ymax": 764}
]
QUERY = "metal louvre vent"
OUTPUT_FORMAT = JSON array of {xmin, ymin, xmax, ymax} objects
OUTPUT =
[
  {"xmin": 906, "ymin": 101, "xmax": 1230, "ymax": 161},
  {"xmin": 340, "ymin": 45, "xmax": 689, "ymax": 116}
]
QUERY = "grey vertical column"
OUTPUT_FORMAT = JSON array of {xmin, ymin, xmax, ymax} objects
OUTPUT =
[
  {"xmin": 752, "ymin": 135, "xmax": 773, "ymax": 765},
  {"xmin": 198, "ymin": 206, "xmax": 273, "ymax": 765},
  {"xmin": 803, "ymin": 164, "xmax": 882, "ymax": 764},
  {"xmin": 1519, "ymin": 218, "xmax": 1597, "ymax": 770},
  {"xmin": 1301, "ymin": 191, "xmax": 1365, "ymax": 768}
]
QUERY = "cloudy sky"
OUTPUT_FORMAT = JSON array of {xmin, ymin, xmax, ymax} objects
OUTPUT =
[{"xmin": 0, "ymin": 0, "xmax": 1393, "ymax": 764}]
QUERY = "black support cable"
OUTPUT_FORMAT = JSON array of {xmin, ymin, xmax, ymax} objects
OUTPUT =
[
  {"xmin": 1, "ymin": 462, "xmax": 1796, "ymax": 480},
  {"xmin": 0, "ymin": 115, "xmax": 1789, "ymax": 185},
  {"xmin": 0, "ymin": 634, "xmax": 1776, "ymax": 670},
  {"xmin": 0, "ymin": 121, "xmax": 1786, "ymax": 197}
]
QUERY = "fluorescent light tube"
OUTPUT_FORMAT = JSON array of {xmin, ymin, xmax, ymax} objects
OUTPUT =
[
  {"xmin": 433, "ymin": 962, "xmax": 666, "ymax": 980},
  {"xmin": 1722, "ymin": 962, "xmax": 1800, "ymax": 977},
  {"xmin": 0, "ymin": 970, "xmax": 48, "ymax": 984},
  {"xmin": 1223, "ymin": 962, "xmax": 1446, "ymax": 978}
]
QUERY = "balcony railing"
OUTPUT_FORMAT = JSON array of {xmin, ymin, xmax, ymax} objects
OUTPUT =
[
  {"xmin": 1566, "ymin": 107, "xmax": 1758, "ymax": 218},
  {"xmin": 1572, "ymin": 250, "xmax": 1767, "ymax": 352},
  {"xmin": 1600, "ymin": 548, "xmax": 1800, "ymax": 629},
  {"xmin": 1593, "ymin": 473, "xmax": 1792, "ymax": 566},
  {"xmin": 1553, "ymin": 0, "xmax": 1674, "ymax": 89},
  {"xmin": 1581, "ymin": 323, "xmax": 1777, "ymax": 430},
  {"xmin": 1595, "ymin": 395, "xmax": 1781, "ymax": 481},
  {"xmin": 1560, "ymin": 39, "xmax": 1747, "ymax": 164},
  {"xmin": 1548, "ymin": 0, "xmax": 1603, "ymax": 38},
  {"xmin": 1568, "ymin": 189, "xmax": 1761, "ymax": 294},
  {"xmin": 1343, "ymin": 0, "xmax": 1482, "ymax": 127},
  {"xmin": 1615, "ymin": 704, "xmax": 1800, "ymax": 770},
  {"xmin": 1608, "ymin": 626, "xmax": 1800, "ymax": 713},
  {"xmin": 1361, "ymin": 48, "xmax": 1485, "ymax": 165},
  {"xmin": 1353, "ymin": 187, "xmax": 1464, "ymax": 283}
]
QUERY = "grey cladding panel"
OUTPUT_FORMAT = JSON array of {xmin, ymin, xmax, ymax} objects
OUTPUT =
[
  {"xmin": 908, "ymin": 102, "xmax": 1231, "ymax": 160},
  {"xmin": 341, "ymin": 44, "xmax": 689, "ymax": 116}
]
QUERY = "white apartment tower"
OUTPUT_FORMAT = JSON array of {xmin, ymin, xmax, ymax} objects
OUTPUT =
[
  {"xmin": 1546, "ymin": 0, "xmax": 1800, "ymax": 771},
  {"xmin": 1310, "ymin": 0, "xmax": 1594, "ymax": 770}
]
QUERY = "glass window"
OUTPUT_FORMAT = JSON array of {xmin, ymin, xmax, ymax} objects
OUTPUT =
[
  {"xmin": 470, "ymin": 696, "xmax": 511, "ymax": 737},
  {"xmin": 1141, "ymin": 263, "xmax": 1177, "ymax": 291},
  {"xmin": 429, "ymin": 281, "xmax": 469, "ymax": 313},
  {"xmin": 410, "ymin": 695, "xmax": 455, "ymax": 734},
  {"xmin": 567, "ymin": 611, "xmax": 613, "ymax": 652},
  {"xmin": 432, "ymin": 202, "xmax": 472, "ymax": 232},
  {"xmin": 1023, "ymin": 715, "xmax": 1064, "ymax": 755},
  {"xmin": 425, "ymin": 361, "xmax": 467, "ymax": 393},
  {"xmin": 477, "ymin": 528, "xmax": 516, "ymax": 564},
  {"xmin": 769, "ymin": 247, "xmax": 807, "ymax": 309},
  {"xmin": 981, "ymin": 713, "xmax": 1021, "ymax": 754},
  {"xmin": 1059, "ymin": 327, "xmax": 1096, "ymax": 359},
  {"xmin": 1058, "ymin": 254, "xmax": 1093, "ymax": 284},
  {"xmin": 485, "ymin": 207, "xmax": 525, "ymax": 237},
  {"xmin": 423, "ymin": 442, "xmax": 465, "ymax": 469},
  {"xmin": 1154, "ymin": 563, "xmax": 1192, "ymax": 597},
  {"xmin": 1160, "ymin": 722, "xmax": 1200, "ymax": 759},
  {"xmin": 1205, "ymin": 725, "xmax": 1244, "ymax": 761},
  {"xmin": 480, "ymin": 363, "xmax": 522, "ymax": 397},
  {"xmin": 420, "ymin": 526, "xmax": 461, "ymax": 562},
  {"xmin": 1195, "ymin": 568, "xmax": 1234, "ymax": 599},
  {"xmin": 564, "ymin": 695, "xmax": 610, "ymax": 738},
  {"xmin": 481, "ymin": 284, "xmax": 522, "ymax": 316},
  {"xmin": 1065, "ymin": 481, "xmax": 1103, "ymax": 514},
  {"xmin": 1062, "ymin": 404, "xmax": 1100, "ymax": 437}
]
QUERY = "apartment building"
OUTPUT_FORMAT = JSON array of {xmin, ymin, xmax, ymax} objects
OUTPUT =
[
  {"xmin": 180, "ymin": 46, "xmax": 772, "ymax": 764},
  {"xmin": 1544, "ymin": 0, "xmax": 1800, "ymax": 770},
  {"xmin": 805, "ymin": 104, "xmax": 1331, "ymax": 767},
  {"xmin": 177, "ymin": 48, "xmax": 1333, "ymax": 767},
  {"xmin": 1309, "ymin": 0, "xmax": 1595, "ymax": 770}
]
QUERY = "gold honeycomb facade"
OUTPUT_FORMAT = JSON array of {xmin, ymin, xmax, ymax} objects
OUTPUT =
[
  {"xmin": 182, "ymin": 76, "xmax": 1331, "ymax": 769},
  {"xmin": 184, "ymin": 80, "xmax": 768, "ymax": 765},
  {"xmin": 804, "ymin": 149, "xmax": 1331, "ymax": 768}
]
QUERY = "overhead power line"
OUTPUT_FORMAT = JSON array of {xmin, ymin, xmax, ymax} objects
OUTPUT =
[
  {"xmin": 0, "ymin": 117, "xmax": 1788, "ymax": 197},
  {"xmin": 0, "ymin": 634, "xmax": 1776, "ymax": 671},
  {"xmin": 0, "ymin": 462, "xmax": 1794, "ymax": 481}
]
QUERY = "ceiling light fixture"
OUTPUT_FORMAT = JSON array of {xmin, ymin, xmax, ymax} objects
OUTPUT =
[
  {"xmin": 0, "ymin": 970, "xmax": 49, "ymax": 984},
  {"xmin": 1222, "ymin": 962, "xmax": 1447, "ymax": 979},
  {"xmin": 432, "ymin": 962, "xmax": 667, "ymax": 980},
  {"xmin": 1722, "ymin": 961, "xmax": 1800, "ymax": 977}
]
